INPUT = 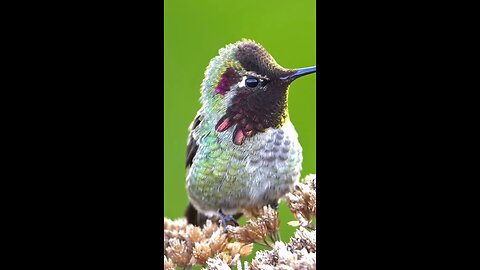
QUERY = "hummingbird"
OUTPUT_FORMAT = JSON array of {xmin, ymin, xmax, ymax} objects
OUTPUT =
[{"xmin": 184, "ymin": 39, "xmax": 316, "ymax": 227}]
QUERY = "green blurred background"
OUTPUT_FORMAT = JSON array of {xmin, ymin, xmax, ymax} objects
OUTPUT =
[{"xmin": 164, "ymin": 0, "xmax": 316, "ymax": 263}]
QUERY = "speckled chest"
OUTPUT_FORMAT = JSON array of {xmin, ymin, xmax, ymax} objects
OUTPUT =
[{"xmin": 186, "ymin": 121, "xmax": 303, "ymax": 215}]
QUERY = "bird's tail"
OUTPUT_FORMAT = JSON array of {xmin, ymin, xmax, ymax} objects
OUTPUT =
[{"xmin": 185, "ymin": 202, "xmax": 208, "ymax": 227}]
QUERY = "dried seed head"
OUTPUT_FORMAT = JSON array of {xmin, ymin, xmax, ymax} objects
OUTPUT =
[
  {"xmin": 187, "ymin": 225, "xmax": 203, "ymax": 243},
  {"xmin": 286, "ymin": 174, "xmax": 316, "ymax": 227},
  {"xmin": 193, "ymin": 241, "xmax": 212, "ymax": 265},
  {"xmin": 209, "ymin": 230, "xmax": 230, "ymax": 254},
  {"xmin": 227, "ymin": 242, "xmax": 253, "ymax": 258},
  {"xmin": 164, "ymin": 255, "xmax": 175, "ymax": 270},
  {"xmin": 288, "ymin": 227, "xmax": 316, "ymax": 253},
  {"xmin": 202, "ymin": 257, "xmax": 231, "ymax": 270},
  {"xmin": 238, "ymin": 243, "xmax": 254, "ymax": 257},
  {"xmin": 226, "ymin": 242, "xmax": 242, "ymax": 256},
  {"xmin": 164, "ymin": 217, "xmax": 188, "ymax": 231},
  {"xmin": 216, "ymin": 252, "xmax": 233, "ymax": 265},
  {"xmin": 230, "ymin": 205, "xmax": 280, "ymax": 244},
  {"xmin": 165, "ymin": 239, "xmax": 191, "ymax": 267},
  {"xmin": 202, "ymin": 219, "xmax": 219, "ymax": 239},
  {"xmin": 250, "ymin": 241, "xmax": 316, "ymax": 270}
]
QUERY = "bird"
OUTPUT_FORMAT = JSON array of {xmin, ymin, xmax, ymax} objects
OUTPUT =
[{"xmin": 184, "ymin": 39, "xmax": 316, "ymax": 228}]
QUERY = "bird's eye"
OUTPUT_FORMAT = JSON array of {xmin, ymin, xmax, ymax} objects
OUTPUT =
[{"xmin": 245, "ymin": 76, "xmax": 259, "ymax": 88}]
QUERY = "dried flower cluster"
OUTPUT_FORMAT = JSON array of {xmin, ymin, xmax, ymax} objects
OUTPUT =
[
  {"xmin": 164, "ymin": 174, "xmax": 317, "ymax": 270},
  {"xmin": 164, "ymin": 218, "xmax": 254, "ymax": 269},
  {"xmin": 285, "ymin": 174, "xmax": 316, "ymax": 227},
  {"xmin": 228, "ymin": 205, "xmax": 280, "ymax": 247},
  {"xmin": 205, "ymin": 227, "xmax": 316, "ymax": 270}
]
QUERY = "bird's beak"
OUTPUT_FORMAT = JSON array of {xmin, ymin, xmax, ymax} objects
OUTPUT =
[{"xmin": 281, "ymin": 66, "xmax": 316, "ymax": 81}]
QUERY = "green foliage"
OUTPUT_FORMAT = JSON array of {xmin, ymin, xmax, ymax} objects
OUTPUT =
[{"xmin": 164, "ymin": 0, "xmax": 316, "ymax": 266}]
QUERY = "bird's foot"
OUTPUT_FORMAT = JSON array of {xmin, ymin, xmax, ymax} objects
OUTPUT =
[
  {"xmin": 269, "ymin": 201, "xmax": 279, "ymax": 210},
  {"xmin": 218, "ymin": 209, "xmax": 239, "ymax": 232}
]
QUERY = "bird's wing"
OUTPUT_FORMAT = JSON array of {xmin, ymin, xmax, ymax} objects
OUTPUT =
[
  {"xmin": 186, "ymin": 114, "xmax": 202, "ymax": 169},
  {"xmin": 185, "ymin": 114, "xmax": 210, "ymax": 226}
]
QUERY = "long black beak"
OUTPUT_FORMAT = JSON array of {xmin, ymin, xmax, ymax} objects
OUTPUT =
[{"xmin": 281, "ymin": 66, "xmax": 316, "ymax": 81}]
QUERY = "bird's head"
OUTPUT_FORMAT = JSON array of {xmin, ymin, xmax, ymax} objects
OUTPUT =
[{"xmin": 199, "ymin": 39, "xmax": 315, "ymax": 145}]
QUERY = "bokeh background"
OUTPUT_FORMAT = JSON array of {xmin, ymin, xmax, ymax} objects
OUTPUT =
[{"xmin": 164, "ymin": 0, "xmax": 316, "ymax": 263}]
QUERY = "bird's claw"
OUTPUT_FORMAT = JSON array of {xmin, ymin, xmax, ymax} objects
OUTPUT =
[
  {"xmin": 218, "ymin": 210, "xmax": 239, "ymax": 232},
  {"xmin": 269, "ymin": 201, "xmax": 279, "ymax": 210}
]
